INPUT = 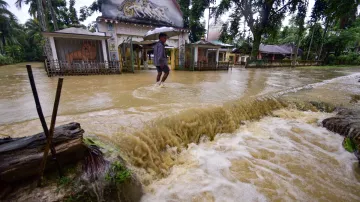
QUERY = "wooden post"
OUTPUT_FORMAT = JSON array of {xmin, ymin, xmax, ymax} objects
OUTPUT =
[
  {"xmin": 25, "ymin": 65, "xmax": 63, "ymax": 185},
  {"xmin": 130, "ymin": 37, "xmax": 134, "ymax": 73},
  {"xmin": 118, "ymin": 46, "xmax": 122, "ymax": 73},
  {"xmin": 38, "ymin": 77, "xmax": 64, "ymax": 186},
  {"xmin": 137, "ymin": 49, "xmax": 141, "ymax": 70},
  {"xmin": 171, "ymin": 48, "xmax": 175, "ymax": 70}
]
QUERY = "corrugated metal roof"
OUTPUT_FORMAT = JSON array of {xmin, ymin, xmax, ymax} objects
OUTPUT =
[
  {"xmin": 259, "ymin": 44, "xmax": 302, "ymax": 55},
  {"xmin": 191, "ymin": 40, "xmax": 221, "ymax": 47},
  {"xmin": 211, "ymin": 40, "xmax": 234, "ymax": 47}
]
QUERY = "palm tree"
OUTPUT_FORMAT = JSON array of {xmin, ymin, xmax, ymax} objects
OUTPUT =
[
  {"xmin": 0, "ymin": 0, "xmax": 20, "ymax": 52},
  {"xmin": 15, "ymin": 0, "xmax": 38, "ymax": 17},
  {"xmin": 16, "ymin": 0, "xmax": 59, "ymax": 31},
  {"xmin": 25, "ymin": 19, "xmax": 42, "ymax": 39}
]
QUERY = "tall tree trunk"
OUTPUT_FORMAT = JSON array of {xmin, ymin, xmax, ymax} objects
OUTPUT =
[
  {"xmin": 318, "ymin": 19, "xmax": 329, "ymax": 60},
  {"xmin": 292, "ymin": 42, "xmax": 300, "ymax": 67},
  {"xmin": 1, "ymin": 35, "xmax": 5, "ymax": 53},
  {"xmin": 36, "ymin": 0, "xmax": 47, "ymax": 31},
  {"xmin": 306, "ymin": 24, "xmax": 315, "ymax": 60},
  {"xmin": 251, "ymin": 31, "xmax": 262, "ymax": 59},
  {"xmin": 47, "ymin": 0, "xmax": 58, "ymax": 31}
]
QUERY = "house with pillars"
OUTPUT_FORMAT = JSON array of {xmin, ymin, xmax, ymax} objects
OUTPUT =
[
  {"xmin": 42, "ymin": 27, "xmax": 118, "ymax": 76},
  {"xmin": 184, "ymin": 38, "xmax": 230, "ymax": 71},
  {"xmin": 41, "ymin": 0, "xmax": 189, "ymax": 76}
]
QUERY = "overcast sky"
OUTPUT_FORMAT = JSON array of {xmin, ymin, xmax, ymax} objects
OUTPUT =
[{"xmin": 7, "ymin": 0, "xmax": 315, "ymax": 28}]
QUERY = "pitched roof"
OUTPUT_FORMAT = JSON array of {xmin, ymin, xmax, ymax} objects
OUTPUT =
[
  {"xmin": 56, "ymin": 27, "xmax": 106, "ymax": 36},
  {"xmin": 259, "ymin": 44, "xmax": 302, "ymax": 55},
  {"xmin": 191, "ymin": 40, "xmax": 221, "ymax": 47},
  {"xmin": 211, "ymin": 40, "xmax": 234, "ymax": 47},
  {"xmin": 42, "ymin": 27, "xmax": 110, "ymax": 40}
]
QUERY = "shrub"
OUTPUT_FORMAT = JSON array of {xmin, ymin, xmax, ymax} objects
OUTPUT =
[
  {"xmin": 326, "ymin": 54, "xmax": 336, "ymax": 65},
  {"xmin": 0, "ymin": 55, "xmax": 14, "ymax": 65},
  {"xmin": 336, "ymin": 54, "xmax": 348, "ymax": 65},
  {"xmin": 105, "ymin": 162, "xmax": 131, "ymax": 184},
  {"xmin": 334, "ymin": 52, "xmax": 360, "ymax": 65}
]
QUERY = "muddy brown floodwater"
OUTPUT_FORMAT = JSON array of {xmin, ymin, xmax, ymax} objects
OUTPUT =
[{"xmin": 1, "ymin": 62, "xmax": 360, "ymax": 201}]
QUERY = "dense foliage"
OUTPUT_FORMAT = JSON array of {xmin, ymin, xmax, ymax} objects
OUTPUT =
[
  {"xmin": 213, "ymin": 0, "xmax": 360, "ymax": 64},
  {"xmin": 0, "ymin": 0, "xmax": 91, "ymax": 65}
]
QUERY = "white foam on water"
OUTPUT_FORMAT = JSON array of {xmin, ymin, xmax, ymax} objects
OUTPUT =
[
  {"xmin": 142, "ymin": 110, "xmax": 360, "ymax": 202},
  {"xmin": 132, "ymin": 83, "xmax": 195, "ymax": 102},
  {"xmin": 261, "ymin": 72, "xmax": 360, "ymax": 97}
]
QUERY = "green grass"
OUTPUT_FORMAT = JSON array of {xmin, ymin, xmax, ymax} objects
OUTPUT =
[
  {"xmin": 297, "ymin": 65, "xmax": 360, "ymax": 69},
  {"xmin": 105, "ymin": 162, "xmax": 131, "ymax": 184}
]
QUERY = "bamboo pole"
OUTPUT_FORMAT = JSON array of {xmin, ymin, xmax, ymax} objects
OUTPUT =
[
  {"xmin": 38, "ymin": 77, "xmax": 64, "ymax": 186},
  {"xmin": 25, "ymin": 65, "xmax": 63, "ymax": 186}
]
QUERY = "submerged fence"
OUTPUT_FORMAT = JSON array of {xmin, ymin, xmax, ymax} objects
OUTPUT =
[
  {"xmin": 45, "ymin": 60, "xmax": 122, "ymax": 77},
  {"xmin": 245, "ymin": 59, "xmax": 323, "ymax": 68},
  {"xmin": 177, "ymin": 61, "xmax": 231, "ymax": 71}
]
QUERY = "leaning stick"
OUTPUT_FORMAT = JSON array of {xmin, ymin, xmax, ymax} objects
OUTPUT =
[
  {"xmin": 38, "ymin": 77, "xmax": 64, "ymax": 186},
  {"xmin": 25, "ymin": 65, "xmax": 63, "ymax": 186}
]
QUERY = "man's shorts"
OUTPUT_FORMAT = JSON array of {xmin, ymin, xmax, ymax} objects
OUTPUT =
[{"xmin": 156, "ymin": 65, "xmax": 170, "ymax": 73}]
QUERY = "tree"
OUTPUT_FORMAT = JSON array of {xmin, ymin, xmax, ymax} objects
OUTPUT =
[
  {"xmin": 302, "ymin": 23, "xmax": 323, "ymax": 60},
  {"xmin": 216, "ymin": 0, "xmax": 308, "ymax": 59},
  {"xmin": 292, "ymin": 0, "xmax": 307, "ymax": 66},
  {"xmin": 219, "ymin": 22, "xmax": 231, "ymax": 43},
  {"xmin": 0, "ymin": 0, "xmax": 19, "ymax": 52},
  {"xmin": 311, "ymin": 0, "xmax": 360, "ymax": 59},
  {"xmin": 79, "ymin": 0, "xmax": 104, "ymax": 22},
  {"xmin": 176, "ymin": 0, "xmax": 212, "ymax": 42},
  {"xmin": 15, "ymin": 0, "xmax": 39, "ymax": 17},
  {"xmin": 16, "ymin": 0, "xmax": 71, "ymax": 31},
  {"xmin": 68, "ymin": 0, "xmax": 79, "ymax": 25}
]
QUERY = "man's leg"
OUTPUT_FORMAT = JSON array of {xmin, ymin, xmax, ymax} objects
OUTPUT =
[
  {"xmin": 161, "ymin": 72, "xmax": 169, "ymax": 82},
  {"xmin": 157, "ymin": 72, "xmax": 162, "ymax": 82},
  {"xmin": 156, "ymin": 66, "xmax": 162, "ymax": 83},
  {"xmin": 161, "ymin": 65, "xmax": 170, "ymax": 82}
]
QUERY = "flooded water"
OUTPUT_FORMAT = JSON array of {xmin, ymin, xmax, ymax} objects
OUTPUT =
[{"xmin": 1, "ymin": 62, "xmax": 360, "ymax": 201}]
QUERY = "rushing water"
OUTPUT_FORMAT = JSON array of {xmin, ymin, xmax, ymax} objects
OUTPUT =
[{"xmin": 1, "ymin": 63, "xmax": 360, "ymax": 201}]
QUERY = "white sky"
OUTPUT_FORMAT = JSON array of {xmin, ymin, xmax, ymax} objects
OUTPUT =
[{"xmin": 7, "ymin": 0, "xmax": 315, "ymax": 28}]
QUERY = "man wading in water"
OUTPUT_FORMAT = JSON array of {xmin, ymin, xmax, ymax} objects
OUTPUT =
[{"xmin": 153, "ymin": 33, "xmax": 169, "ymax": 87}]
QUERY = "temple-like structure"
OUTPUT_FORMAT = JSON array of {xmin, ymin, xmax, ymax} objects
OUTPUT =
[{"xmin": 97, "ymin": 0, "xmax": 189, "ymax": 71}]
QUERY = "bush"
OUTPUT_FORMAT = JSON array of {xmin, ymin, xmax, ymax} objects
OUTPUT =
[
  {"xmin": 326, "ymin": 54, "xmax": 336, "ymax": 65},
  {"xmin": 333, "ymin": 53, "xmax": 360, "ymax": 65},
  {"xmin": 336, "ymin": 54, "xmax": 348, "ymax": 65},
  {"xmin": 0, "ymin": 55, "xmax": 14, "ymax": 65}
]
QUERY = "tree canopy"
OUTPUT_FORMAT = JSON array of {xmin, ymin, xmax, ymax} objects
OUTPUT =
[{"xmin": 215, "ymin": 0, "xmax": 309, "ymax": 58}]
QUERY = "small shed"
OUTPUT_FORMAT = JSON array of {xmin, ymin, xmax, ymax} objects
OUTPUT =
[
  {"xmin": 42, "ymin": 28, "xmax": 119, "ymax": 76},
  {"xmin": 259, "ymin": 44, "xmax": 302, "ymax": 60},
  {"xmin": 210, "ymin": 40, "xmax": 236, "ymax": 64},
  {"xmin": 188, "ymin": 39, "xmax": 230, "ymax": 71}
]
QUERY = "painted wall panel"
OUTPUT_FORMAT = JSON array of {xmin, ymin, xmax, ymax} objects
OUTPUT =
[{"xmin": 101, "ymin": 0, "xmax": 183, "ymax": 28}]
